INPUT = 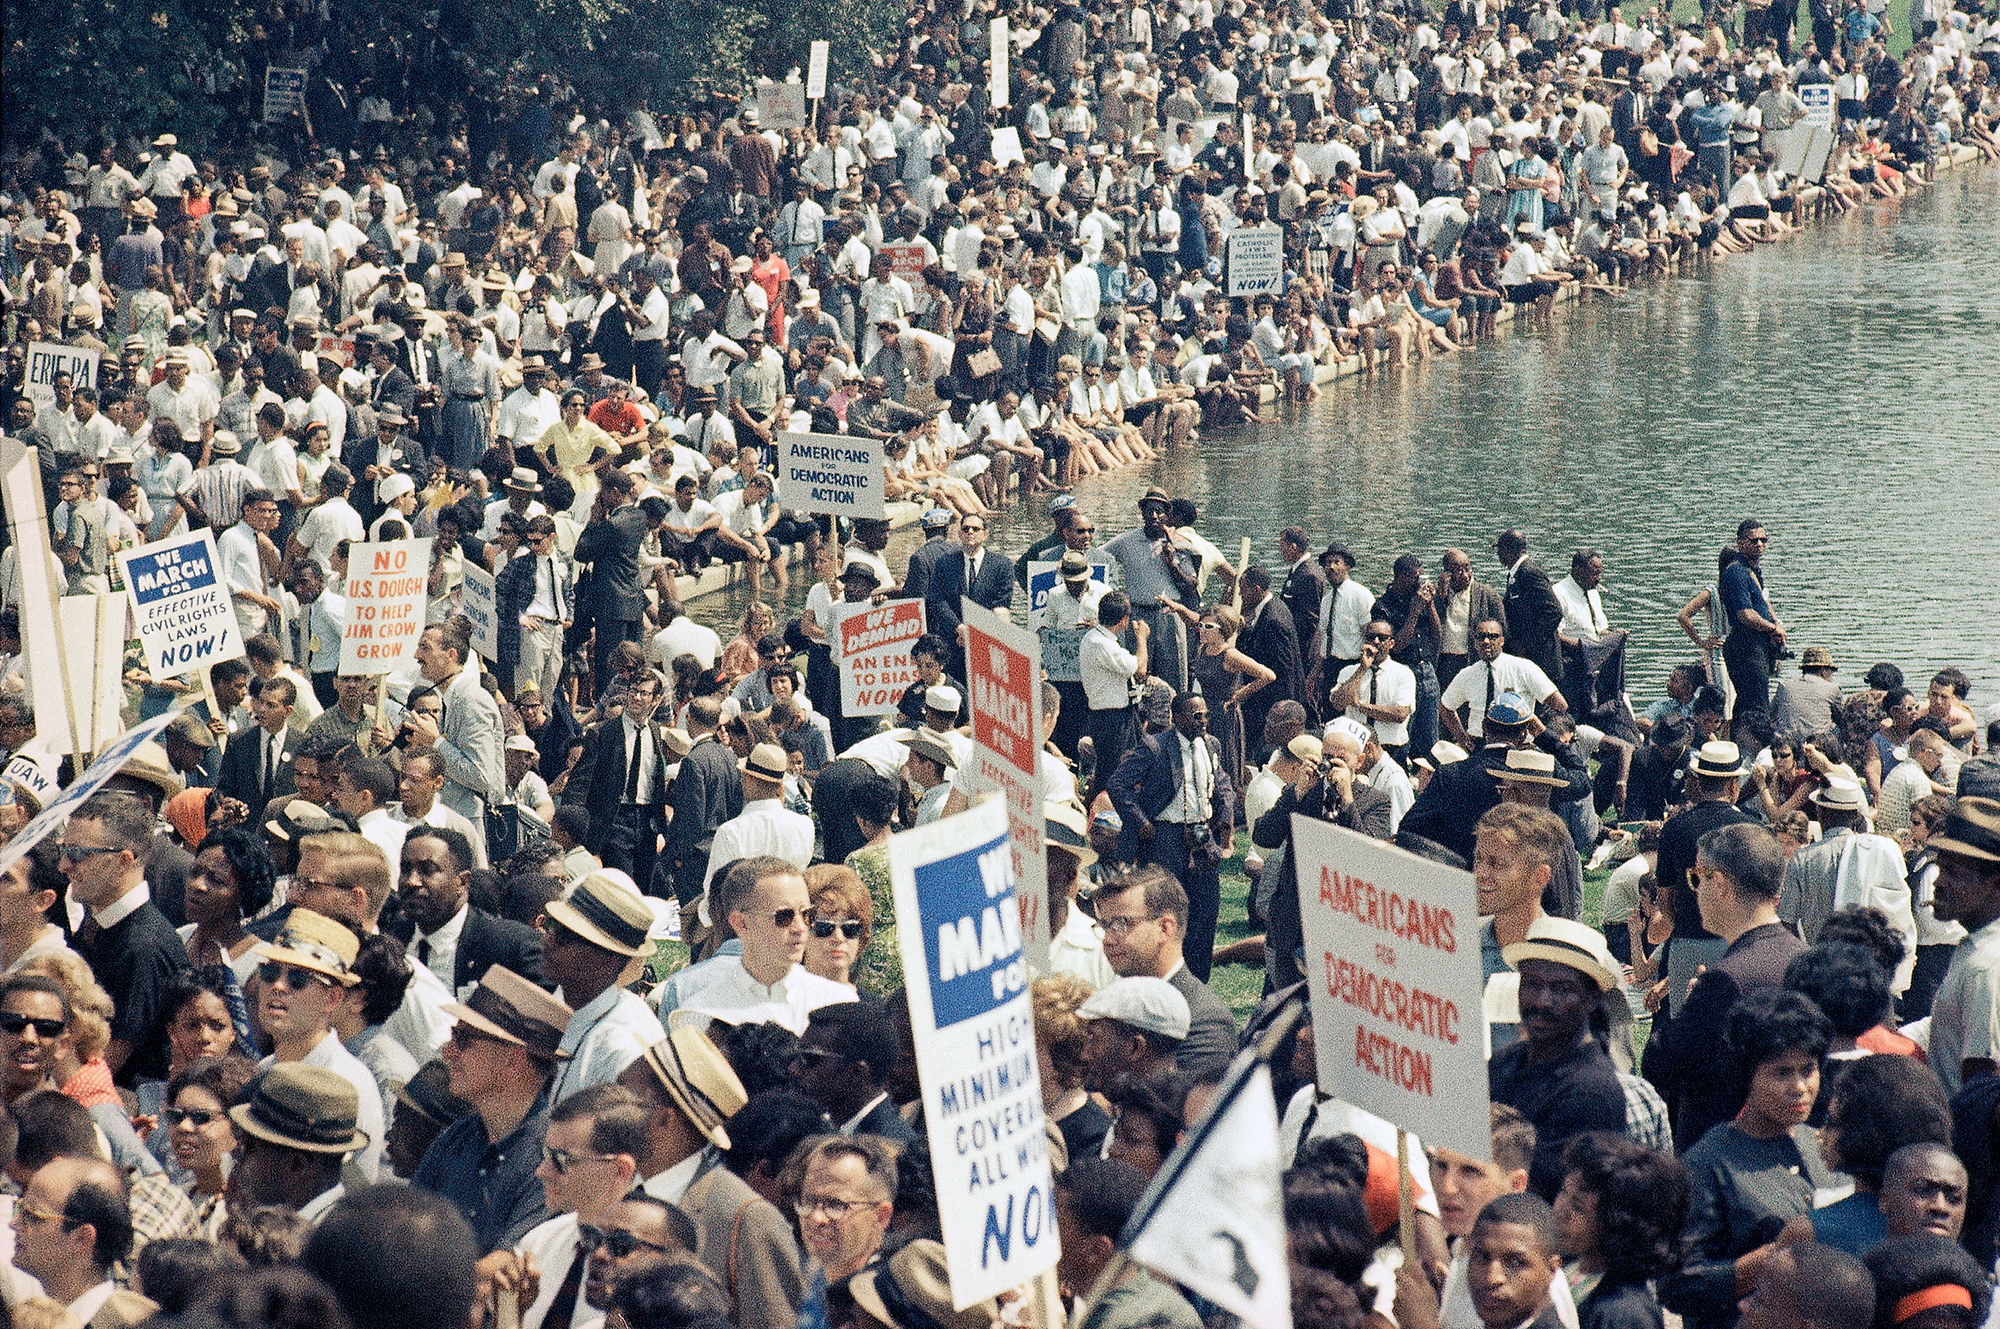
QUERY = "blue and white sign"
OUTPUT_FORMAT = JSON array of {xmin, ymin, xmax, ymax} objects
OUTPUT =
[
  {"xmin": 0, "ymin": 710, "xmax": 179, "ymax": 877},
  {"xmin": 1025, "ymin": 558, "xmax": 1110, "ymax": 632},
  {"xmin": 891, "ymin": 800, "xmax": 1059, "ymax": 1308},
  {"xmin": 117, "ymin": 529, "xmax": 247, "ymax": 680},
  {"xmin": 1799, "ymin": 84, "xmax": 1834, "ymax": 129}
]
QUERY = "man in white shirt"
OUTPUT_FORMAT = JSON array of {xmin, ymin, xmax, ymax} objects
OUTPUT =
[
  {"xmin": 1313, "ymin": 544, "xmax": 1376, "ymax": 697},
  {"xmin": 219, "ymin": 488, "xmax": 284, "ymax": 641},
  {"xmin": 678, "ymin": 855, "xmax": 855, "ymax": 1034},
  {"xmin": 1438, "ymin": 616, "xmax": 1565, "ymax": 745},
  {"xmin": 9, "ymin": 1156, "xmax": 152, "ymax": 1326},
  {"xmin": 1553, "ymin": 549, "xmax": 1612, "ymax": 646},
  {"xmin": 388, "ymin": 749, "xmax": 486, "ymax": 867},
  {"xmin": 334, "ymin": 756, "xmax": 412, "ymax": 874},
  {"xmin": 1079, "ymin": 592, "xmax": 1148, "ymax": 796},
  {"xmin": 697, "ymin": 744, "xmax": 814, "ymax": 920},
  {"xmin": 1329, "ymin": 621, "xmax": 1418, "ymax": 762},
  {"xmin": 647, "ymin": 599, "xmax": 721, "ymax": 671},
  {"xmin": 540, "ymin": 872, "xmax": 666, "ymax": 1100}
]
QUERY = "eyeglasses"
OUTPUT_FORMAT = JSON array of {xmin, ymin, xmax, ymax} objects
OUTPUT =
[
  {"xmin": 811, "ymin": 918, "xmax": 865, "ymax": 940},
  {"xmin": 0, "ymin": 1013, "xmax": 66, "ymax": 1038},
  {"xmin": 1474, "ymin": 631, "xmax": 1505, "ymax": 641},
  {"xmin": 1098, "ymin": 913, "xmax": 1158, "ymax": 936},
  {"xmin": 166, "ymin": 1107, "xmax": 223, "ymax": 1128},
  {"xmin": 794, "ymin": 1195, "xmax": 870, "ymax": 1220},
  {"xmin": 56, "ymin": 843, "xmax": 121, "ymax": 864},
  {"xmin": 542, "ymin": 1145, "xmax": 620, "ymax": 1175},
  {"xmin": 13, "ymin": 1198, "xmax": 70, "ymax": 1228},
  {"xmin": 580, "ymin": 1226, "xmax": 671, "ymax": 1259},
  {"xmin": 449, "ymin": 1024, "xmax": 503, "ymax": 1050},
  {"xmin": 1072, "ymin": 525, "xmax": 1096, "ymax": 534},
  {"xmin": 763, "ymin": 908, "xmax": 804, "ymax": 928},
  {"xmin": 258, "ymin": 962, "xmax": 331, "ymax": 990}
]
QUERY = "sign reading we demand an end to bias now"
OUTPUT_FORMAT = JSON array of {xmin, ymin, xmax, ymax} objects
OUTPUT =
[
  {"xmin": 890, "ymin": 800, "xmax": 1059, "ymax": 1309},
  {"xmin": 1290, "ymin": 817, "xmax": 1490, "ymax": 1161}
]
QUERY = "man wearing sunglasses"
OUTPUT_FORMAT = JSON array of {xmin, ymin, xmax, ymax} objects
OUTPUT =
[
  {"xmin": 252, "ymin": 908, "xmax": 386, "ymax": 1182},
  {"xmin": 8, "ymin": 1154, "xmax": 152, "ymax": 1326},
  {"xmin": 0, "ymin": 975, "xmax": 69, "ymax": 1103},
  {"xmin": 679, "ymin": 856, "xmax": 854, "ymax": 1035},
  {"xmin": 792, "ymin": 1002, "xmax": 919, "ymax": 1147}
]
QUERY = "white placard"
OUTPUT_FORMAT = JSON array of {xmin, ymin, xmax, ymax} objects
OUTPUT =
[
  {"xmin": 756, "ymin": 81, "xmax": 808, "ymax": 132},
  {"xmin": 1799, "ymin": 83, "xmax": 1834, "ymax": 129},
  {"xmin": 990, "ymin": 16, "xmax": 1011, "ymax": 110},
  {"xmin": 117, "ymin": 529, "xmax": 248, "ymax": 682},
  {"xmin": 1243, "ymin": 110, "xmax": 1256, "ymax": 182},
  {"xmin": 3, "ymin": 440, "xmax": 94, "ymax": 754},
  {"xmin": 24, "ymin": 342, "xmax": 100, "ymax": 409},
  {"xmin": 1290, "ymin": 817, "xmax": 1491, "ymax": 1162},
  {"xmin": 807, "ymin": 41, "xmax": 831, "ymax": 100},
  {"xmin": 991, "ymin": 127, "xmax": 1025, "ymax": 168},
  {"xmin": 961, "ymin": 600, "xmax": 1047, "ymax": 973},
  {"xmin": 339, "ymin": 539, "xmax": 433, "ymax": 675},
  {"xmin": 890, "ymin": 800, "xmax": 1060, "ymax": 1308},
  {"xmin": 1226, "ymin": 225, "xmax": 1285, "ymax": 297},
  {"xmin": 460, "ymin": 561, "xmax": 499, "ymax": 663},
  {"xmin": 834, "ymin": 598, "xmax": 926, "ymax": 717},
  {"xmin": 775, "ymin": 430, "xmax": 885, "ymax": 520},
  {"xmin": 0, "ymin": 710, "xmax": 180, "ymax": 878}
]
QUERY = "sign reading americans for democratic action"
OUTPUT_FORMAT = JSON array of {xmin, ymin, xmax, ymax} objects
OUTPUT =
[{"xmin": 775, "ymin": 431, "xmax": 885, "ymax": 519}]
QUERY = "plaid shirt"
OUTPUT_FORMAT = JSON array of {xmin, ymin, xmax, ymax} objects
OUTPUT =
[{"xmin": 1620, "ymin": 1071, "xmax": 1674, "ymax": 1156}]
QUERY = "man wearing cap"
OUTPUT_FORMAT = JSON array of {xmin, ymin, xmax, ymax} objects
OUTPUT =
[
  {"xmin": 496, "ymin": 361, "xmax": 563, "ymax": 457},
  {"xmin": 1103, "ymin": 489, "xmax": 1200, "ymax": 695},
  {"xmin": 483, "ymin": 466, "xmax": 550, "ymax": 542},
  {"xmin": 1488, "ymin": 916, "xmax": 1629, "ymax": 1198},
  {"xmin": 541, "ymin": 873, "xmax": 667, "ymax": 1099},
  {"xmin": 575, "ymin": 669, "xmax": 672, "ymax": 890},
  {"xmin": 697, "ymin": 750, "xmax": 815, "ymax": 925},
  {"xmin": 146, "ymin": 350, "xmax": 218, "ymax": 448},
  {"xmin": 1041, "ymin": 548, "xmax": 1108, "ymax": 758},
  {"xmin": 228, "ymin": 1063, "xmax": 370, "ymax": 1225},
  {"xmin": 1655, "ymin": 741, "xmax": 1755, "ymax": 1015},
  {"xmin": 1077, "ymin": 976, "xmax": 1190, "ymax": 1093},
  {"xmin": 415, "ymin": 966, "xmax": 573, "ymax": 1251},
  {"xmin": 1779, "ymin": 776, "xmax": 1913, "ymax": 958},
  {"xmin": 618, "ymin": 1026, "xmax": 806, "ymax": 1327},
  {"xmin": 1771, "ymin": 647, "xmax": 1843, "ymax": 743},
  {"xmin": 254, "ymin": 907, "xmax": 387, "ymax": 1181},
  {"xmin": 900, "ymin": 507, "xmax": 958, "ymax": 607},
  {"xmin": 902, "ymin": 731, "xmax": 959, "ymax": 827}
]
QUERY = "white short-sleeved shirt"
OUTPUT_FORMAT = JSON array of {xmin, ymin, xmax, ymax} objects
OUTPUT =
[
  {"xmin": 1929, "ymin": 915, "xmax": 2000, "ymax": 1095},
  {"xmin": 1438, "ymin": 654, "xmax": 1558, "ymax": 738},
  {"xmin": 1335, "ymin": 659, "xmax": 1417, "ymax": 747}
]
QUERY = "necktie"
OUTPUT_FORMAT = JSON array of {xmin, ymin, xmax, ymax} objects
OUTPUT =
[
  {"xmin": 1484, "ymin": 665, "xmax": 1496, "ymax": 728},
  {"xmin": 1369, "ymin": 668, "xmax": 1379, "ymax": 705},
  {"xmin": 416, "ymin": 936, "xmax": 430, "ymax": 967},
  {"xmin": 262, "ymin": 731, "xmax": 275, "ymax": 799},
  {"xmin": 543, "ymin": 1244, "xmax": 591, "ymax": 1329},
  {"xmin": 548, "ymin": 556, "xmax": 564, "ymax": 622}
]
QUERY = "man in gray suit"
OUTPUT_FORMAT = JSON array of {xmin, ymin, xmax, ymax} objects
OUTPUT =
[
  {"xmin": 404, "ymin": 619, "xmax": 504, "ymax": 862},
  {"xmin": 1091, "ymin": 864, "xmax": 1240, "ymax": 1080},
  {"xmin": 575, "ymin": 469, "xmax": 651, "ymax": 691}
]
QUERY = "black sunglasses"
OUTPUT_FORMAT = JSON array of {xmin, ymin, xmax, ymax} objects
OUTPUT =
[
  {"xmin": 579, "ymin": 1227, "xmax": 669, "ymax": 1259},
  {"xmin": 812, "ymin": 919, "xmax": 865, "ymax": 940},
  {"xmin": 764, "ymin": 908, "xmax": 803, "ymax": 928},
  {"xmin": 0, "ymin": 1013, "xmax": 65, "ymax": 1038},
  {"xmin": 257, "ymin": 962, "xmax": 330, "ymax": 990},
  {"xmin": 165, "ymin": 1107, "xmax": 222, "ymax": 1128}
]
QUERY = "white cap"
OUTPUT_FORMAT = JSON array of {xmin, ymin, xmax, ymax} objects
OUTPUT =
[{"xmin": 1077, "ymin": 977, "xmax": 1190, "ymax": 1040}]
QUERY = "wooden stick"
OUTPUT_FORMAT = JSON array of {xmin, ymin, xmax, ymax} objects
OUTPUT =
[{"xmin": 1397, "ymin": 1128, "xmax": 1417, "ymax": 1271}]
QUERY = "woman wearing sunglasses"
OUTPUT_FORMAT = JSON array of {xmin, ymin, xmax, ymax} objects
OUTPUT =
[
  {"xmin": 164, "ymin": 1055, "xmax": 260, "ymax": 1238},
  {"xmin": 11, "ymin": 952, "xmax": 157, "ymax": 1175},
  {"xmin": 801, "ymin": 865, "xmax": 875, "ymax": 994}
]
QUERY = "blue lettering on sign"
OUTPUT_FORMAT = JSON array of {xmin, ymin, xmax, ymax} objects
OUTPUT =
[
  {"xmin": 917, "ymin": 831, "xmax": 1022, "ymax": 1028},
  {"xmin": 128, "ymin": 544, "xmax": 217, "ymax": 604}
]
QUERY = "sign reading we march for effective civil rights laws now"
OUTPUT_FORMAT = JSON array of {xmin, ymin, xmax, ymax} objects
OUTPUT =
[
  {"xmin": 891, "ymin": 800, "xmax": 1059, "ymax": 1309},
  {"xmin": 775, "ymin": 431, "xmax": 885, "ymax": 520},
  {"xmin": 117, "ymin": 529, "xmax": 247, "ymax": 680},
  {"xmin": 1291, "ymin": 817, "xmax": 1491, "ymax": 1161},
  {"xmin": 340, "ymin": 539, "xmax": 433, "ymax": 674}
]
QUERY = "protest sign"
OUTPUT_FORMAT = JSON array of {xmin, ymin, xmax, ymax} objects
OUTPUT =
[
  {"xmin": 1226, "ymin": 226, "xmax": 1285, "ymax": 297},
  {"xmin": 2, "ymin": 750, "xmax": 57, "ymax": 811},
  {"xmin": 834, "ymin": 599, "xmax": 926, "ymax": 716},
  {"xmin": 775, "ymin": 431, "xmax": 885, "ymax": 519},
  {"xmin": 756, "ymin": 80, "xmax": 808, "ymax": 131},
  {"xmin": 0, "ymin": 710, "xmax": 179, "ymax": 877},
  {"xmin": 961, "ymin": 601, "xmax": 1048, "ymax": 971},
  {"xmin": 339, "ymin": 539, "xmax": 433, "ymax": 675},
  {"xmin": 25, "ymin": 342, "xmax": 100, "ymax": 410},
  {"xmin": 312, "ymin": 334, "xmax": 358, "ymax": 368},
  {"xmin": 460, "ymin": 562, "xmax": 499, "ymax": 662},
  {"xmin": 879, "ymin": 242, "xmax": 928, "ymax": 279},
  {"xmin": 1243, "ymin": 110, "xmax": 1256, "ymax": 182},
  {"xmin": 1024, "ymin": 559, "xmax": 1110, "ymax": 632},
  {"xmin": 117, "ymin": 529, "xmax": 247, "ymax": 682},
  {"xmin": 991, "ymin": 127, "xmax": 1025, "ymax": 168},
  {"xmin": 264, "ymin": 67, "xmax": 307, "ymax": 124},
  {"xmin": 2, "ymin": 439, "xmax": 93, "ymax": 755},
  {"xmin": 1800, "ymin": 83, "xmax": 1835, "ymax": 129},
  {"xmin": 1290, "ymin": 818, "xmax": 1490, "ymax": 1161},
  {"xmin": 890, "ymin": 800, "xmax": 1060, "ymax": 1308},
  {"xmin": 989, "ymin": 16, "xmax": 1011, "ymax": 109},
  {"xmin": 807, "ymin": 41, "xmax": 830, "ymax": 100}
]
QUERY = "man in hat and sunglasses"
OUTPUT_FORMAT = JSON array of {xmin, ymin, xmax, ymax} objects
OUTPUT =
[
  {"xmin": 253, "ymin": 907, "xmax": 386, "ymax": 1181},
  {"xmin": 540, "ymin": 872, "xmax": 666, "ymax": 1100}
]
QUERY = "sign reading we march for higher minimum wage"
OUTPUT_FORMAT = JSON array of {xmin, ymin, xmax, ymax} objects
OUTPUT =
[
  {"xmin": 117, "ymin": 529, "xmax": 247, "ymax": 680},
  {"xmin": 891, "ymin": 800, "xmax": 1060, "ymax": 1309},
  {"xmin": 340, "ymin": 539, "xmax": 433, "ymax": 674}
]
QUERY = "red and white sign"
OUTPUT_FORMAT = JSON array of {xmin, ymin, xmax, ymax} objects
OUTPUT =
[
  {"xmin": 835, "ymin": 598, "xmax": 926, "ymax": 716},
  {"xmin": 1290, "ymin": 818, "xmax": 1490, "ymax": 1161},
  {"xmin": 879, "ymin": 242, "xmax": 927, "ymax": 279},
  {"xmin": 339, "ymin": 538, "xmax": 433, "ymax": 674},
  {"xmin": 962, "ymin": 600, "xmax": 1048, "ymax": 969}
]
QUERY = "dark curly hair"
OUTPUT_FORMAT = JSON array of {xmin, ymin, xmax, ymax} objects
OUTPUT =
[
  {"xmin": 1825, "ymin": 1056, "xmax": 1953, "ymax": 1191},
  {"xmin": 1559, "ymin": 1132, "xmax": 1689, "ymax": 1282},
  {"xmin": 1864, "ymin": 1235, "xmax": 1992, "ymax": 1329},
  {"xmin": 1817, "ymin": 907, "xmax": 1910, "ymax": 983},
  {"xmin": 713, "ymin": 1020, "xmax": 802, "ymax": 1098},
  {"xmin": 196, "ymin": 824, "xmax": 279, "ymax": 919},
  {"xmin": 1283, "ymin": 1169, "xmax": 1376, "ymax": 1284},
  {"xmin": 1728, "ymin": 988, "xmax": 1833, "ymax": 1098},
  {"xmin": 1786, "ymin": 942, "xmax": 1893, "ymax": 1039}
]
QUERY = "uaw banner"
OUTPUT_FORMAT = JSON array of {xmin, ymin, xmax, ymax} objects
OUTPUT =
[
  {"xmin": 1291, "ymin": 818, "xmax": 1490, "ymax": 1160},
  {"xmin": 834, "ymin": 599, "xmax": 926, "ymax": 716},
  {"xmin": 339, "ymin": 539, "xmax": 433, "ymax": 674},
  {"xmin": 962, "ymin": 601, "xmax": 1047, "ymax": 971},
  {"xmin": 117, "ymin": 529, "xmax": 247, "ymax": 681},
  {"xmin": 891, "ymin": 800, "xmax": 1060, "ymax": 1308}
]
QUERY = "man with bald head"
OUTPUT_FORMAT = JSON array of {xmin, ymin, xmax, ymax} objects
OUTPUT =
[{"xmin": 10, "ymin": 1155, "xmax": 156, "ymax": 1324}]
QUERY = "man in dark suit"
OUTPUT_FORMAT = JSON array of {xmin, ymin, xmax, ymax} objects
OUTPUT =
[
  {"xmin": 658, "ymin": 697, "xmax": 743, "ymax": 911},
  {"xmin": 926, "ymin": 512, "xmax": 1015, "ymax": 679},
  {"xmin": 1400, "ymin": 693, "xmax": 1593, "ymax": 865},
  {"xmin": 574, "ymin": 470, "xmax": 650, "ymax": 691},
  {"xmin": 365, "ymin": 335, "xmax": 417, "ymax": 417},
  {"xmin": 344, "ymin": 405, "xmax": 427, "ymax": 528},
  {"xmin": 1436, "ymin": 548, "xmax": 1508, "ymax": 691},
  {"xmin": 216, "ymin": 676, "xmax": 301, "ymax": 810},
  {"xmin": 1496, "ymin": 529, "xmax": 1565, "ymax": 684},
  {"xmin": 1109, "ymin": 692, "xmax": 1237, "ymax": 981},
  {"xmin": 574, "ymin": 669, "xmax": 672, "ymax": 890},
  {"xmin": 1236, "ymin": 567, "xmax": 1306, "ymax": 745},
  {"xmin": 1092, "ymin": 865, "xmax": 1240, "ymax": 1079},
  {"xmin": 497, "ymin": 514, "xmax": 575, "ymax": 701},
  {"xmin": 397, "ymin": 824, "xmax": 543, "ymax": 997},
  {"xmin": 899, "ymin": 507, "xmax": 957, "ymax": 607},
  {"xmin": 1279, "ymin": 526, "xmax": 1326, "ymax": 670}
]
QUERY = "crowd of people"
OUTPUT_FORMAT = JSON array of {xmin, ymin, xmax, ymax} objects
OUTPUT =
[{"xmin": 2, "ymin": 0, "xmax": 1999, "ymax": 1321}]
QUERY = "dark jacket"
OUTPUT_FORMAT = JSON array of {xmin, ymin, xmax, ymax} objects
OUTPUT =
[
  {"xmin": 574, "ymin": 502, "xmax": 651, "ymax": 620},
  {"xmin": 1239, "ymin": 595, "xmax": 1306, "ymax": 718},
  {"xmin": 215, "ymin": 725, "xmax": 299, "ymax": 811},
  {"xmin": 1447, "ymin": 580, "xmax": 1509, "ymax": 654},
  {"xmin": 370, "ymin": 364, "xmax": 417, "ymax": 418},
  {"xmin": 1167, "ymin": 962, "xmax": 1241, "ymax": 1079},
  {"xmin": 450, "ymin": 906, "xmax": 546, "ymax": 995},
  {"xmin": 1254, "ymin": 780, "xmax": 1396, "ymax": 989},
  {"xmin": 1502, "ymin": 558, "xmax": 1565, "ymax": 681},
  {"xmin": 496, "ymin": 548, "xmax": 576, "ymax": 683},
  {"xmin": 1281, "ymin": 559, "xmax": 1326, "ymax": 666},
  {"xmin": 1109, "ymin": 728, "xmax": 1237, "ymax": 854},
  {"xmin": 1399, "ymin": 739, "xmax": 1592, "ymax": 861},
  {"xmin": 575, "ymin": 717, "xmax": 671, "ymax": 855},
  {"xmin": 1490, "ymin": 1032, "xmax": 1629, "ymax": 1199},
  {"xmin": 900, "ymin": 535, "xmax": 955, "ymax": 606},
  {"xmin": 73, "ymin": 897, "xmax": 190, "ymax": 1085},
  {"xmin": 663, "ymin": 735, "xmax": 745, "ymax": 902},
  {"xmin": 927, "ymin": 546, "xmax": 1016, "ymax": 642}
]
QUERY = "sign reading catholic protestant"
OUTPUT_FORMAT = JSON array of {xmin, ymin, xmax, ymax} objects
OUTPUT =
[
  {"xmin": 117, "ymin": 529, "xmax": 247, "ymax": 680},
  {"xmin": 775, "ymin": 431, "xmax": 885, "ymax": 520},
  {"xmin": 891, "ymin": 800, "xmax": 1060, "ymax": 1308}
]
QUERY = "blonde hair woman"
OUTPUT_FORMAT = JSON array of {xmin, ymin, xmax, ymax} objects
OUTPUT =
[{"xmin": 1032, "ymin": 975, "xmax": 1113, "ymax": 1163}]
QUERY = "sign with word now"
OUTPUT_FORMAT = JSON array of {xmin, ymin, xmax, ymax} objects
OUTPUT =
[
  {"xmin": 1226, "ymin": 225, "xmax": 1285, "ymax": 297},
  {"xmin": 339, "ymin": 539, "xmax": 432, "ymax": 675},
  {"xmin": 776, "ymin": 431, "xmax": 885, "ymax": 519},
  {"xmin": 834, "ymin": 598, "xmax": 925, "ymax": 717},
  {"xmin": 891, "ymin": 800, "xmax": 1060, "ymax": 1308},
  {"xmin": 879, "ymin": 242, "xmax": 928, "ymax": 280},
  {"xmin": 1290, "ymin": 817, "xmax": 1490, "ymax": 1161},
  {"xmin": 962, "ymin": 601, "xmax": 1047, "ymax": 972},
  {"xmin": 117, "ymin": 529, "xmax": 247, "ymax": 681}
]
